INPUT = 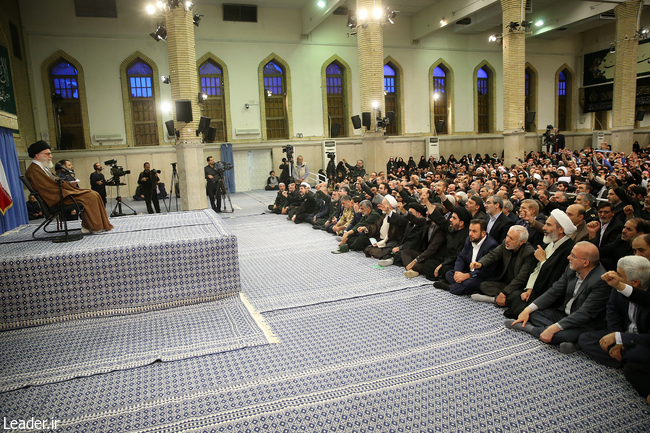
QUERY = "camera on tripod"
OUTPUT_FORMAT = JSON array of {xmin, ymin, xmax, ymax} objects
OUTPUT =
[
  {"xmin": 326, "ymin": 152, "xmax": 336, "ymax": 160},
  {"xmin": 542, "ymin": 124, "xmax": 555, "ymax": 149},
  {"xmin": 104, "ymin": 159, "xmax": 131, "ymax": 184},
  {"xmin": 282, "ymin": 145, "xmax": 294, "ymax": 160},
  {"xmin": 150, "ymin": 169, "xmax": 161, "ymax": 174}
]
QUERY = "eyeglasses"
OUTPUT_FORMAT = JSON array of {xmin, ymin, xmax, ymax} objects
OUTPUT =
[{"xmin": 569, "ymin": 253, "xmax": 588, "ymax": 261}]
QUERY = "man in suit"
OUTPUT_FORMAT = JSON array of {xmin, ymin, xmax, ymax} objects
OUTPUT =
[
  {"xmin": 596, "ymin": 218, "xmax": 649, "ymax": 271},
  {"xmin": 566, "ymin": 204, "xmax": 589, "ymax": 243},
  {"xmin": 515, "ymin": 199, "xmax": 546, "ymax": 249},
  {"xmin": 587, "ymin": 202, "xmax": 623, "ymax": 248},
  {"xmin": 470, "ymin": 226, "xmax": 538, "ymax": 306},
  {"xmin": 435, "ymin": 218, "xmax": 499, "ymax": 295},
  {"xmin": 579, "ymin": 255, "xmax": 650, "ymax": 367},
  {"xmin": 504, "ymin": 209, "xmax": 576, "ymax": 319},
  {"xmin": 506, "ymin": 241, "xmax": 610, "ymax": 354},
  {"xmin": 401, "ymin": 202, "xmax": 448, "ymax": 279},
  {"xmin": 553, "ymin": 128, "xmax": 565, "ymax": 153},
  {"xmin": 484, "ymin": 195, "xmax": 514, "ymax": 244}
]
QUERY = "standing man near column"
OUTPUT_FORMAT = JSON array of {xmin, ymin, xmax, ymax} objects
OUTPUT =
[
  {"xmin": 293, "ymin": 155, "xmax": 309, "ymax": 184},
  {"xmin": 90, "ymin": 163, "xmax": 107, "ymax": 205},
  {"xmin": 138, "ymin": 162, "xmax": 160, "ymax": 214}
]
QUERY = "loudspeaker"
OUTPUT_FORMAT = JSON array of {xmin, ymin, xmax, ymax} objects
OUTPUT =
[
  {"xmin": 436, "ymin": 120, "xmax": 445, "ymax": 133},
  {"xmin": 362, "ymin": 112, "xmax": 371, "ymax": 129},
  {"xmin": 386, "ymin": 111, "xmax": 395, "ymax": 127},
  {"xmin": 331, "ymin": 123, "xmax": 341, "ymax": 138},
  {"xmin": 351, "ymin": 115, "xmax": 361, "ymax": 129},
  {"xmin": 636, "ymin": 110, "xmax": 646, "ymax": 122},
  {"xmin": 526, "ymin": 111, "xmax": 536, "ymax": 124},
  {"xmin": 165, "ymin": 120, "xmax": 175, "ymax": 137},
  {"xmin": 198, "ymin": 116, "xmax": 211, "ymax": 134},
  {"xmin": 205, "ymin": 127, "xmax": 217, "ymax": 142},
  {"xmin": 175, "ymin": 100, "xmax": 193, "ymax": 123}
]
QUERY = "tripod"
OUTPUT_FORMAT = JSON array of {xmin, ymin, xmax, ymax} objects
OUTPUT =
[
  {"xmin": 216, "ymin": 174, "xmax": 233, "ymax": 213},
  {"xmin": 109, "ymin": 182, "xmax": 136, "ymax": 217},
  {"xmin": 165, "ymin": 162, "xmax": 180, "ymax": 213}
]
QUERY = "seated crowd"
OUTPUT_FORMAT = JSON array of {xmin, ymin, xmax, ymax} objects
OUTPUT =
[{"xmin": 267, "ymin": 144, "xmax": 650, "ymax": 405}]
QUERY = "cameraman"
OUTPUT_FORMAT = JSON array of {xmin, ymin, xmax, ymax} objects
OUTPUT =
[
  {"xmin": 90, "ymin": 163, "xmax": 107, "ymax": 204},
  {"xmin": 205, "ymin": 156, "xmax": 224, "ymax": 213},
  {"xmin": 138, "ymin": 162, "xmax": 161, "ymax": 214}
]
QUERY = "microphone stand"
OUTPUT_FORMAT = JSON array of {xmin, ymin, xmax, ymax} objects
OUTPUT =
[{"xmin": 52, "ymin": 177, "xmax": 83, "ymax": 243}]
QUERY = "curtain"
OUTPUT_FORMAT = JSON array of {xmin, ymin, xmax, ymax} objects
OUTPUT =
[
  {"xmin": 220, "ymin": 143, "xmax": 235, "ymax": 193},
  {"xmin": 0, "ymin": 127, "xmax": 29, "ymax": 233}
]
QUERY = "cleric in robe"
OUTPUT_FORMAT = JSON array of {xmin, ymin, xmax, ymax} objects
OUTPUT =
[{"xmin": 25, "ymin": 140, "xmax": 113, "ymax": 234}]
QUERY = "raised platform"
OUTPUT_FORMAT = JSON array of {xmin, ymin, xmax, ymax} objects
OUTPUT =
[{"xmin": 0, "ymin": 210, "xmax": 241, "ymax": 330}]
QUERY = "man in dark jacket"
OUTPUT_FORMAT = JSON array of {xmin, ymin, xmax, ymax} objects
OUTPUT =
[
  {"xmin": 470, "ymin": 225, "xmax": 537, "ymax": 306},
  {"xmin": 332, "ymin": 200, "xmax": 381, "ymax": 253},
  {"xmin": 291, "ymin": 183, "xmax": 318, "ymax": 224}
]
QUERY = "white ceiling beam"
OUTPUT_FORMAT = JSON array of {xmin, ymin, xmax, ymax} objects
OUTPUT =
[
  {"xmin": 300, "ymin": 0, "xmax": 347, "ymax": 36},
  {"xmin": 529, "ymin": 1, "xmax": 626, "ymax": 37},
  {"xmin": 411, "ymin": 0, "xmax": 499, "ymax": 41}
]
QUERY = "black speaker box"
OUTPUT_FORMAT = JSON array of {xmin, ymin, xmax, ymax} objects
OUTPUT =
[
  {"xmin": 165, "ymin": 120, "xmax": 175, "ymax": 137},
  {"xmin": 198, "ymin": 116, "xmax": 211, "ymax": 134},
  {"xmin": 351, "ymin": 115, "xmax": 361, "ymax": 129},
  {"xmin": 636, "ymin": 110, "xmax": 646, "ymax": 122},
  {"xmin": 525, "ymin": 111, "xmax": 536, "ymax": 124},
  {"xmin": 362, "ymin": 112, "xmax": 371, "ymax": 129},
  {"xmin": 205, "ymin": 127, "xmax": 217, "ymax": 142},
  {"xmin": 175, "ymin": 100, "xmax": 193, "ymax": 123}
]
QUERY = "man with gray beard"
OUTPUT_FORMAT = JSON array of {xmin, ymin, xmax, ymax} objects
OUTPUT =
[{"xmin": 503, "ymin": 209, "xmax": 576, "ymax": 318}]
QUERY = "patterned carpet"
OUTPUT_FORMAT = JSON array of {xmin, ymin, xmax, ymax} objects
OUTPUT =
[
  {"xmin": 0, "ymin": 294, "xmax": 273, "ymax": 393},
  {"xmin": 1, "ymin": 193, "xmax": 649, "ymax": 432}
]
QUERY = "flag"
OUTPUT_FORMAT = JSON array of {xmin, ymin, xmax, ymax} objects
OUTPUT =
[{"xmin": 0, "ymin": 160, "xmax": 13, "ymax": 215}]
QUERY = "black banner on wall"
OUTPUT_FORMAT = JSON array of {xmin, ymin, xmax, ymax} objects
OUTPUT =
[
  {"xmin": 0, "ymin": 44, "xmax": 17, "ymax": 117},
  {"xmin": 582, "ymin": 76, "xmax": 650, "ymax": 112},
  {"xmin": 584, "ymin": 38, "xmax": 650, "ymax": 87}
]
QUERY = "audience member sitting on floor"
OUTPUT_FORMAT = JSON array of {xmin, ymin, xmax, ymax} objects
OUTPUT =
[
  {"xmin": 504, "ymin": 209, "xmax": 576, "ymax": 319},
  {"xmin": 434, "ymin": 218, "xmax": 499, "ymax": 295},
  {"xmin": 268, "ymin": 183, "xmax": 287, "ymax": 213},
  {"xmin": 578, "ymin": 255, "xmax": 650, "ymax": 368},
  {"xmin": 506, "ymin": 241, "xmax": 610, "ymax": 354},
  {"xmin": 266, "ymin": 170, "xmax": 279, "ymax": 190},
  {"xmin": 332, "ymin": 199, "xmax": 380, "ymax": 254},
  {"xmin": 470, "ymin": 225, "xmax": 537, "ymax": 306},
  {"xmin": 25, "ymin": 140, "xmax": 113, "ymax": 234},
  {"xmin": 26, "ymin": 194, "xmax": 43, "ymax": 220},
  {"xmin": 291, "ymin": 182, "xmax": 318, "ymax": 224}
]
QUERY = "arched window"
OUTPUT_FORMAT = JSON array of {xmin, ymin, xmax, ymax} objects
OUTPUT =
[
  {"xmin": 558, "ymin": 70, "xmax": 569, "ymax": 131},
  {"xmin": 432, "ymin": 66, "xmax": 448, "ymax": 134},
  {"xmin": 384, "ymin": 63, "xmax": 399, "ymax": 136},
  {"xmin": 524, "ymin": 64, "xmax": 538, "ymax": 133},
  {"xmin": 263, "ymin": 61, "xmax": 288, "ymax": 139},
  {"xmin": 127, "ymin": 60, "xmax": 159, "ymax": 146},
  {"xmin": 477, "ymin": 67, "xmax": 490, "ymax": 133},
  {"xmin": 50, "ymin": 60, "xmax": 84, "ymax": 149},
  {"xmin": 199, "ymin": 59, "xmax": 227, "ymax": 142},
  {"xmin": 326, "ymin": 62, "xmax": 347, "ymax": 137}
]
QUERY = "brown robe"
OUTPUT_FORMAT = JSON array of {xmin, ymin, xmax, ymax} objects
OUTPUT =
[{"xmin": 26, "ymin": 163, "xmax": 113, "ymax": 232}]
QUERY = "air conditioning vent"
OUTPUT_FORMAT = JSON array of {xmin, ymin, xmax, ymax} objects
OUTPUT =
[
  {"xmin": 456, "ymin": 17, "xmax": 471, "ymax": 25},
  {"xmin": 525, "ymin": 0, "xmax": 532, "ymax": 14},
  {"xmin": 600, "ymin": 10, "xmax": 616, "ymax": 20},
  {"xmin": 223, "ymin": 4, "xmax": 257, "ymax": 23}
]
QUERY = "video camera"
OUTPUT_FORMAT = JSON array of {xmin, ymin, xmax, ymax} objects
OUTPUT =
[
  {"xmin": 326, "ymin": 152, "xmax": 336, "ymax": 160},
  {"xmin": 104, "ymin": 159, "xmax": 131, "ymax": 185},
  {"xmin": 542, "ymin": 124, "xmax": 555, "ymax": 149},
  {"xmin": 213, "ymin": 161, "xmax": 233, "ymax": 177},
  {"xmin": 282, "ymin": 145, "xmax": 294, "ymax": 161}
]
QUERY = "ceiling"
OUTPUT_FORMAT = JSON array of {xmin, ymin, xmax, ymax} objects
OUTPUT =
[{"xmin": 195, "ymin": 0, "xmax": 645, "ymax": 40}]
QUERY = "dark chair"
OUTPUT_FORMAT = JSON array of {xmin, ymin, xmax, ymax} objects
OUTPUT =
[{"xmin": 20, "ymin": 175, "xmax": 86, "ymax": 240}]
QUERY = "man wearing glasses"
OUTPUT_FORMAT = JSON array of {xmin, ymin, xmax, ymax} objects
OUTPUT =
[
  {"xmin": 25, "ymin": 140, "xmax": 113, "ymax": 234},
  {"xmin": 505, "ymin": 241, "xmax": 610, "ymax": 354}
]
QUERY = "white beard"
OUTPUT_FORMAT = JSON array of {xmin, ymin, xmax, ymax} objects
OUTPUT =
[
  {"xmin": 543, "ymin": 232, "xmax": 558, "ymax": 244},
  {"xmin": 44, "ymin": 160, "xmax": 54, "ymax": 169}
]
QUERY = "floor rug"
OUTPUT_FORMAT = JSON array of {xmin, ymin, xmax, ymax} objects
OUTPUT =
[
  {"xmin": 1, "ymin": 288, "xmax": 648, "ymax": 432},
  {"xmin": 0, "ymin": 293, "xmax": 274, "ymax": 393}
]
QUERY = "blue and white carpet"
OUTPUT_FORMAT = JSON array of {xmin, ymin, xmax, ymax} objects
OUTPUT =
[{"xmin": 0, "ymin": 293, "xmax": 274, "ymax": 393}]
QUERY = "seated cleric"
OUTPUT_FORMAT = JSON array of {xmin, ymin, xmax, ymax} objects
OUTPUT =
[{"xmin": 25, "ymin": 140, "xmax": 113, "ymax": 234}]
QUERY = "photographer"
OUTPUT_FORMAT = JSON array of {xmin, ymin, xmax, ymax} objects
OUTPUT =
[
  {"xmin": 279, "ymin": 158, "xmax": 292, "ymax": 185},
  {"xmin": 205, "ymin": 156, "xmax": 224, "ymax": 213},
  {"xmin": 90, "ymin": 163, "xmax": 107, "ymax": 204},
  {"xmin": 138, "ymin": 162, "xmax": 161, "ymax": 214}
]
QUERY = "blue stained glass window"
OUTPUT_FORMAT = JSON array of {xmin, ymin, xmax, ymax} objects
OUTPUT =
[
  {"xmin": 200, "ymin": 61, "xmax": 222, "ymax": 75},
  {"xmin": 201, "ymin": 77, "xmax": 222, "ymax": 96},
  {"xmin": 128, "ymin": 61, "xmax": 153, "ymax": 76},
  {"xmin": 384, "ymin": 77, "xmax": 395, "ymax": 93},
  {"xmin": 263, "ymin": 61, "xmax": 283, "ymax": 75},
  {"xmin": 433, "ymin": 66, "xmax": 445, "ymax": 78},
  {"xmin": 384, "ymin": 64, "xmax": 395, "ymax": 76},
  {"xmin": 525, "ymin": 74, "xmax": 530, "ymax": 96},
  {"xmin": 558, "ymin": 71, "xmax": 566, "ymax": 96},
  {"xmin": 477, "ymin": 67, "xmax": 488, "ymax": 79},
  {"xmin": 327, "ymin": 63, "xmax": 342, "ymax": 75},
  {"xmin": 51, "ymin": 61, "xmax": 78, "ymax": 76},
  {"xmin": 53, "ymin": 78, "xmax": 79, "ymax": 99},
  {"xmin": 129, "ymin": 76, "xmax": 153, "ymax": 98}
]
